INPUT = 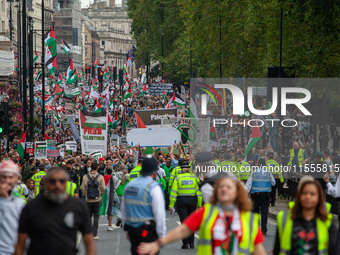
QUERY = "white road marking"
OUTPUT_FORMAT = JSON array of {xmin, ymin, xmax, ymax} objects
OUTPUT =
[
  {"xmin": 268, "ymin": 219, "xmax": 277, "ymax": 226},
  {"xmin": 176, "ymin": 221, "xmax": 199, "ymax": 239}
]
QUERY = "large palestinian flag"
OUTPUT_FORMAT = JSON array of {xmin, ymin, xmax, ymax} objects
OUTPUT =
[
  {"xmin": 44, "ymin": 27, "xmax": 57, "ymax": 75},
  {"xmin": 244, "ymin": 123, "xmax": 261, "ymax": 158}
]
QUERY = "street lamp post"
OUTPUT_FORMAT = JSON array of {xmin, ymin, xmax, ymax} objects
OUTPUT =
[
  {"xmin": 159, "ymin": 4, "xmax": 164, "ymax": 80},
  {"xmin": 28, "ymin": 17, "xmax": 34, "ymax": 142},
  {"xmin": 41, "ymin": 0, "xmax": 45, "ymax": 137},
  {"xmin": 120, "ymin": 49, "xmax": 122, "ymax": 69},
  {"xmin": 22, "ymin": 0, "xmax": 27, "ymax": 133}
]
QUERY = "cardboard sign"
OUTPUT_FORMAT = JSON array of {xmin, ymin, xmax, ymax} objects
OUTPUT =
[
  {"xmin": 35, "ymin": 141, "xmax": 47, "ymax": 159},
  {"xmin": 66, "ymin": 141, "xmax": 77, "ymax": 152},
  {"xmin": 47, "ymin": 140, "xmax": 59, "ymax": 157},
  {"xmin": 135, "ymin": 108, "xmax": 178, "ymax": 126},
  {"xmin": 25, "ymin": 142, "xmax": 34, "ymax": 154}
]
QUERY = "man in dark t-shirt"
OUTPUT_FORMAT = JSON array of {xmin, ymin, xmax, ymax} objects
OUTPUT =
[{"xmin": 14, "ymin": 167, "xmax": 95, "ymax": 255}]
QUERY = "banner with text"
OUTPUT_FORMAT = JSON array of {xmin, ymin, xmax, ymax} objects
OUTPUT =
[
  {"xmin": 79, "ymin": 110, "xmax": 108, "ymax": 156},
  {"xmin": 35, "ymin": 141, "xmax": 47, "ymax": 159},
  {"xmin": 135, "ymin": 108, "xmax": 178, "ymax": 126},
  {"xmin": 149, "ymin": 83, "xmax": 173, "ymax": 96}
]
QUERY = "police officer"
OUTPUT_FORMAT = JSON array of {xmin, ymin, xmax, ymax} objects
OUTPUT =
[
  {"xmin": 266, "ymin": 151, "xmax": 283, "ymax": 206},
  {"xmin": 196, "ymin": 152, "xmax": 237, "ymax": 204},
  {"xmin": 16, "ymin": 175, "xmax": 28, "ymax": 202},
  {"xmin": 31, "ymin": 164, "xmax": 47, "ymax": 196},
  {"xmin": 220, "ymin": 153, "xmax": 236, "ymax": 172},
  {"xmin": 169, "ymin": 158, "xmax": 185, "ymax": 188},
  {"xmin": 234, "ymin": 153, "xmax": 251, "ymax": 183},
  {"xmin": 169, "ymin": 163, "xmax": 202, "ymax": 249},
  {"xmin": 66, "ymin": 180, "xmax": 78, "ymax": 198},
  {"xmin": 212, "ymin": 153, "xmax": 220, "ymax": 168},
  {"xmin": 246, "ymin": 157, "xmax": 275, "ymax": 235},
  {"xmin": 129, "ymin": 157, "xmax": 143, "ymax": 181},
  {"xmin": 121, "ymin": 156, "xmax": 166, "ymax": 255}
]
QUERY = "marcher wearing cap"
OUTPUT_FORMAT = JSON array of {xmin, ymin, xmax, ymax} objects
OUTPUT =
[
  {"xmin": 121, "ymin": 156, "xmax": 166, "ymax": 255},
  {"xmin": 266, "ymin": 151, "xmax": 283, "ymax": 206},
  {"xmin": 31, "ymin": 164, "xmax": 47, "ymax": 196},
  {"xmin": 196, "ymin": 151, "xmax": 237, "ymax": 203},
  {"xmin": 0, "ymin": 160, "xmax": 26, "ymax": 255}
]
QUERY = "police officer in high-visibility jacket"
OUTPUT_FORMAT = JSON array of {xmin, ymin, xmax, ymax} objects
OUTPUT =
[
  {"xmin": 121, "ymin": 156, "xmax": 166, "ymax": 255},
  {"xmin": 128, "ymin": 157, "xmax": 143, "ymax": 182},
  {"xmin": 169, "ymin": 163, "xmax": 202, "ymax": 249},
  {"xmin": 234, "ymin": 153, "xmax": 252, "ymax": 183},
  {"xmin": 287, "ymin": 142, "xmax": 308, "ymax": 168},
  {"xmin": 246, "ymin": 157, "xmax": 275, "ymax": 235},
  {"xmin": 31, "ymin": 164, "xmax": 47, "ymax": 196},
  {"xmin": 213, "ymin": 153, "xmax": 220, "ymax": 168},
  {"xmin": 66, "ymin": 181, "xmax": 79, "ymax": 198},
  {"xmin": 169, "ymin": 158, "xmax": 185, "ymax": 188},
  {"xmin": 266, "ymin": 151, "xmax": 283, "ymax": 206},
  {"xmin": 16, "ymin": 175, "xmax": 28, "ymax": 202},
  {"xmin": 220, "ymin": 153, "xmax": 236, "ymax": 173}
]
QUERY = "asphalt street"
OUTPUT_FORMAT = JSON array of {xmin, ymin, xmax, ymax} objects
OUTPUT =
[{"xmin": 78, "ymin": 211, "xmax": 277, "ymax": 254}]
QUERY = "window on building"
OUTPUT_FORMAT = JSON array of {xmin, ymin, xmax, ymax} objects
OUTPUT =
[
  {"xmin": 1, "ymin": 21, "xmax": 4, "ymax": 32},
  {"xmin": 72, "ymin": 28, "xmax": 78, "ymax": 46},
  {"xmin": 1, "ymin": 1, "xmax": 4, "ymax": 12},
  {"xmin": 85, "ymin": 35, "xmax": 87, "ymax": 42},
  {"xmin": 101, "ymin": 41, "xmax": 105, "ymax": 46},
  {"xmin": 85, "ymin": 48, "xmax": 88, "ymax": 58}
]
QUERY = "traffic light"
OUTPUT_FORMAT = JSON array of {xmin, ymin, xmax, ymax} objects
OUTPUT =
[
  {"xmin": 113, "ymin": 66, "xmax": 117, "ymax": 82},
  {"xmin": 0, "ymin": 104, "xmax": 5, "ymax": 134},
  {"xmin": 98, "ymin": 67, "xmax": 104, "ymax": 82},
  {"xmin": 119, "ymin": 69, "xmax": 124, "ymax": 85}
]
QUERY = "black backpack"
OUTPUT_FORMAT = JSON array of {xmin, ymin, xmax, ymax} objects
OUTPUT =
[{"xmin": 86, "ymin": 174, "xmax": 100, "ymax": 199}]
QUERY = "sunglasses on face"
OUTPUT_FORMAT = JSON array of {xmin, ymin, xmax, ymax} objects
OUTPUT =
[{"xmin": 48, "ymin": 178, "xmax": 67, "ymax": 184}]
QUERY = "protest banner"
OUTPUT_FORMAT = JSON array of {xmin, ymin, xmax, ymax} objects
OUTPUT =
[
  {"xmin": 149, "ymin": 83, "xmax": 173, "ymax": 96},
  {"xmin": 47, "ymin": 140, "xmax": 59, "ymax": 157},
  {"xmin": 64, "ymin": 87, "xmax": 80, "ymax": 97},
  {"xmin": 127, "ymin": 128, "xmax": 181, "ymax": 147},
  {"xmin": 65, "ymin": 103, "xmax": 75, "ymax": 110},
  {"xmin": 135, "ymin": 108, "xmax": 178, "ymax": 126},
  {"xmin": 35, "ymin": 141, "xmax": 47, "ymax": 159},
  {"xmin": 79, "ymin": 110, "xmax": 108, "ymax": 156},
  {"xmin": 66, "ymin": 141, "xmax": 77, "ymax": 152},
  {"xmin": 25, "ymin": 142, "xmax": 34, "ymax": 155}
]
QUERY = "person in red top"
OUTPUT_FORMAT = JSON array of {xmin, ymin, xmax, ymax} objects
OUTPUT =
[{"xmin": 138, "ymin": 177, "xmax": 266, "ymax": 255}]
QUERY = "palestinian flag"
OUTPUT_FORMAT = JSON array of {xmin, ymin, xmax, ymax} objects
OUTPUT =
[
  {"xmin": 244, "ymin": 123, "xmax": 261, "ymax": 159},
  {"xmin": 108, "ymin": 113, "xmax": 113, "ymax": 127},
  {"xmin": 55, "ymin": 83, "xmax": 63, "ymax": 95},
  {"xmin": 33, "ymin": 51, "xmax": 38, "ymax": 63},
  {"xmin": 124, "ymin": 81, "xmax": 129, "ymax": 90},
  {"xmin": 122, "ymin": 85, "xmax": 132, "ymax": 101},
  {"xmin": 112, "ymin": 110, "xmax": 119, "ymax": 128},
  {"xmin": 162, "ymin": 90, "xmax": 166, "ymax": 102},
  {"xmin": 172, "ymin": 93, "xmax": 186, "ymax": 106},
  {"xmin": 57, "ymin": 73, "xmax": 62, "ymax": 85},
  {"xmin": 108, "ymin": 99, "xmax": 114, "ymax": 111},
  {"xmin": 94, "ymin": 99, "xmax": 101, "ymax": 113},
  {"xmin": 104, "ymin": 68, "xmax": 109, "ymax": 79},
  {"xmin": 141, "ymin": 84, "xmax": 147, "ymax": 97},
  {"xmin": 74, "ymin": 68, "xmax": 79, "ymax": 80},
  {"xmin": 45, "ymin": 133, "xmax": 51, "ymax": 140},
  {"xmin": 17, "ymin": 131, "xmax": 27, "ymax": 159},
  {"xmin": 136, "ymin": 112, "xmax": 146, "ymax": 128},
  {"xmin": 94, "ymin": 58, "xmax": 98, "ymax": 68},
  {"xmin": 44, "ymin": 27, "xmax": 57, "ymax": 74},
  {"xmin": 35, "ymin": 71, "xmax": 42, "ymax": 81},
  {"xmin": 62, "ymin": 39, "xmax": 71, "ymax": 53},
  {"xmin": 66, "ymin": 58, "xmax": 76, "ymax": 84},
  {"xmin": 210, "ymin": 122, "xmax": 217, "ymax": 138}
]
